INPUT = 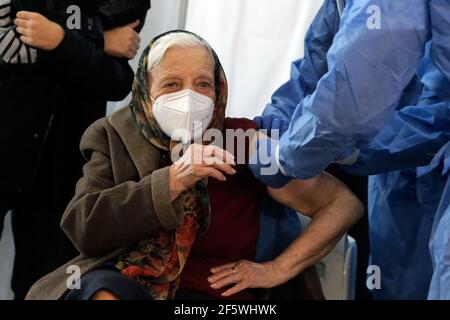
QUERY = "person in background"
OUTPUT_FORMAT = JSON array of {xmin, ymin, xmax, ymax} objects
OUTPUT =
[
  {"xmin": 254, "ymin": 0, "xmax": 450, "ymax": 299},
  {"xmin": 0, "ymin": 0, "xmax": 149, "ymax": 299}
]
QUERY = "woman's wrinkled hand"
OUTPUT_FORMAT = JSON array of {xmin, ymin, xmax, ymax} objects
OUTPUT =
[
  {"xmin": 103, "ymin": 20, "xmax": 141, "ymax": 59},
  {"xmin": 15, "ymin": 11, "xmax": 65, "ymax": 51},
  {"xmin": 169, "ymin": 144, "xmax": 236, "ymax": 201},
  {"xmin": 208, "ymin": 260, "xmax": 290, "ymax": 297}
]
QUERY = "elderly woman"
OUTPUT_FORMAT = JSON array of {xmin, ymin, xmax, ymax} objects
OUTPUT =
[{"xmin": 26, "ymin": 31, "xmax": 363, "ymax": 300}]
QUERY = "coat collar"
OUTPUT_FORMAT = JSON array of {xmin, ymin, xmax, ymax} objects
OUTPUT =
[{"xmin": 108, "ymin": 107, "xmax": 162, "ymax": 179}]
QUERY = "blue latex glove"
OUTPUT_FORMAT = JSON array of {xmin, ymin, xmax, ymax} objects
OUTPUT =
[
  {"xmin": 248, "ymin": 136, "xmax": 292, "ymax": 189},
  {"xmin": 253, "ymin": 115, "xmax": 290, "ymax": 138}
]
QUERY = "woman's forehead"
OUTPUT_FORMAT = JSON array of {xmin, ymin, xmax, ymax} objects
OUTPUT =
[{"xmin": 153, "ymin": 46, "xmax": 214, "ymax": 76}]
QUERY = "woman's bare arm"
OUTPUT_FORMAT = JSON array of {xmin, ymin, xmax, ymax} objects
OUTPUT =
[
  {"xmin": 267, "ymin": 172, "xmax": 364, "ymax": 281},
  {"xmin": 208, "ymin": 170, "xmax": 363, "ymax": 297}
]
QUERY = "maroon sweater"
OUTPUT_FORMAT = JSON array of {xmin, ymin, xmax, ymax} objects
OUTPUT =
[{"xmin": 179, "ymin": 118, "xmax": 264, "ymax": 299}]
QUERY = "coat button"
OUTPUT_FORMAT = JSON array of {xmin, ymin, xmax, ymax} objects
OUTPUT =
[{"xmin": 33, "ymin": 133, "xmax": 39, "ymax": 139}]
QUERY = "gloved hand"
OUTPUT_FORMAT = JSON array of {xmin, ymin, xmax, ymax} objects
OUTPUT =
[
  {"xmin": 253, "ymin": 115, "xmax": 289, "ymax": 138},
  {"xmin": 248, "ymin": 135, "xmax": 292, "ymax": 189}
]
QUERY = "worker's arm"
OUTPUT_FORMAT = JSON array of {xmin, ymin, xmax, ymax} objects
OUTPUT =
[
  {"xmin": 208, "ymin": 169, "xmax": 363, "ymax": 297},
  {"xmin": 343, "ymin": 32, "xmax": 450, "ymax": 176},
  {"xmin": 276, "ymin": 0, "xmax": 430, "ymax": 181},
  {"xmin": 344, "ymin": 96, "xmax": 450, "ymax": 176}
]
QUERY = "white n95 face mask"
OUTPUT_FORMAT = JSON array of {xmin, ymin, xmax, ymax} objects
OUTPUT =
[{"xmin": 151, "ymin": 89, "xmax": 215, "ymax": 143}]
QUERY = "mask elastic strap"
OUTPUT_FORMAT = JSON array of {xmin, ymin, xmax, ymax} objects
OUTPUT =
[{"xmin": 186, "ymin": 100, "xmax": 192, "ymax": 143}]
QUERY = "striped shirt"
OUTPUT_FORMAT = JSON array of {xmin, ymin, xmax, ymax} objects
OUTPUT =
[{"xmin": 0, "ymin": 0, "xmax": 37, "ymax": 64}]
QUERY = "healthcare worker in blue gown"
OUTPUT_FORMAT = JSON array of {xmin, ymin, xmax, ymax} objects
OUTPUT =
[
  {"xmin": 343, "ymin": 47, "xmax": 450, "ymax": 299},
  {"xmin": 251, "ymin": 0, "xmax": 450, "ymax": 299}
]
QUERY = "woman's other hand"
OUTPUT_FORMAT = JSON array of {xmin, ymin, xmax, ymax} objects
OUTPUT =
[
  {"xmin": 103, "ymin": 20, "xmax": 141, "ymax": 59},
  {"xmin": 208, "ymin": 260, "xmax": 291, "ymax": 297},
  {"xmin": 169, "ymin": 144, "xmax": 236, "ymax": 201},
  {"xmin": 15, "ymin": 11, "xmax": 65, "ymax": 51}
]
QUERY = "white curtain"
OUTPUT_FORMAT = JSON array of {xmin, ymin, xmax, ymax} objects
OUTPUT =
[
  {"xmin": 185, "ymin": 0, "xmax": 324, "ymax": 118},
  {"xmin": 107, "ymin": 0, "xmax": 189, "ymax": 114}
]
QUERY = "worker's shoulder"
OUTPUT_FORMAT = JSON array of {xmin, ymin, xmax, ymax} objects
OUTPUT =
[{"xmin": 224, "ymin": 117, "xmax": 258, "ymax": 131}]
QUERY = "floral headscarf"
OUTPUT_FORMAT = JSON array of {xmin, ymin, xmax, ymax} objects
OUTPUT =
[{"xmin": 115, "ymin": 30, "xmax": 228, "ymax": 300}]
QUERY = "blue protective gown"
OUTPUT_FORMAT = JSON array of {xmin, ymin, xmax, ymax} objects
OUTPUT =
[
  {"xmin": 343, "ymin": 45, "xmax": 450, "ymax": 299},
  {"xmin": 261, "ymin": 0, "xmax": 450, "ymax": 299},
  {"xmin": 429, "ymin": 201, "xmax": 450, "ymax": 300},
  {"xmin": 416, "ymin": 142, "xmax": 450, "ymax": 300}
]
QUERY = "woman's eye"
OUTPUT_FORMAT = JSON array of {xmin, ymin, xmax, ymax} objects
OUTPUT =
[
  {"xmin": 198, "ymin": 82, "xmax": 212, "ymax": 88},
  {"xmin": 163, "ymin": 82, "xmax": 178, "ymax": 88}
]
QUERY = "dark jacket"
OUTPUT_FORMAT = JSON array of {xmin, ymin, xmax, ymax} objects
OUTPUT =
[
  {"xmin": 0, "ymin": 0, "xmax": 134, "ymax": 202},
  {"xmin": 0, "ymin": 0, "xmax": 136, "ymax": 298}
]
